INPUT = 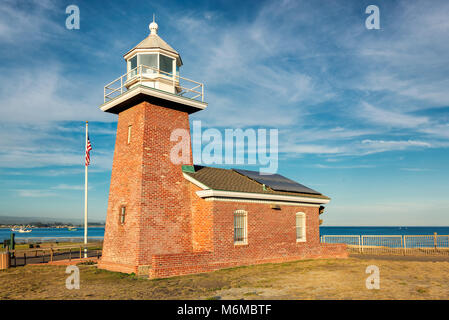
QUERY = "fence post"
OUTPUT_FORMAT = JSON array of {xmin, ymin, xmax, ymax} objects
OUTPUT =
[
  {"xmin": 360, "ymin": 236, "xmax": 365, "ymax": 253},
  {"xmin": 358, "ymin": 235, "xmax": 362, "ymax": 254},
  {"xmin": 403, "ymin": 235, "xmax": 407, "ymax": 255},
  {"xmin": 402, "ymin": 235, "xmax": 404, "ymax": 252},
  {"xmin": 434, "ymin": 232, "xmax": 438, "ymax": 250}
]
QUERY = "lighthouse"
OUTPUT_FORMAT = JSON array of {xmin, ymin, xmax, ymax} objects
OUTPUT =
[
  {"xmin": 98, "ymin": 19, "xmax": 207, "ymax": 274},
  {"xmin": 98, "ymin": 18, "xmax": 345, "ymax": 279}
]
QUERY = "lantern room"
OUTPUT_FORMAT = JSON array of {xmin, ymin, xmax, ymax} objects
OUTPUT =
[
  {"xmin": 123, "ymin": 19, "xmax": 182, "ymax": 94},
  {"xmin": 101, "ymin": 18, "xmax": 206, "ymax": 115}
]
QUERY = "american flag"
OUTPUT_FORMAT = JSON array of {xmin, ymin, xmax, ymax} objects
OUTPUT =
[{"xmin": 85, "ymin": 135, "xmax": 92, "ymax": 166}]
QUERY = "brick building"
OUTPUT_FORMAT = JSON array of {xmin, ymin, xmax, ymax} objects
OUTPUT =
[{"xmin": 97, "ymin": 20, "xmax": 347, "ymax": 278}]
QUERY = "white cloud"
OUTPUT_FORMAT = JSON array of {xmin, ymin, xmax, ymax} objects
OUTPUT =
[
  {"xmin": 400, "ymin": 168, "xmax": 433, "ymax": 172},
  {"xmin": 420, "ymin": 124, "xmax": 449, "ymax": 139},
  {"xmin": 360, "ymin": 139, "xmax": 431, "ymax": 153},
  {"xmin": 15, "ymin": 189, "xmax": 56, "ymax": 198},
  {"xmin": 281, "ymin": 139, "xmax": 433, "ymax": 157},
  {"xmin": 314, "ymin": 164, "xmax": 375, "ymax": 169},
  {"xmin": 0, "ymin": 0, "xmax": 63, "ymax": 43},
  {"xmin": 282, "ymin": 144, "xmax": 343, "ymax": 155},
  {"xmin": 0, "ymin": 123, "xmax": 113, "ymax": 169},
  {"xmin": 0, "ymin": 65, "xmax": 108, "ymax": 123},
  {"xmin": 52, "ymin": 184, "xmax": 93, "ymax": 191},
  {"xmin": 359, "ymin": 102, "xmax": 429, "ymax": 128}
]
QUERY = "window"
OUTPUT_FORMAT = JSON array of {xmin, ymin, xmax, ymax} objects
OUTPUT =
[
  {"xmin": 159, "ymin": 54, "xmax": 174, "ymax": 75},
  {"xmin": 127, "ymin": 56, "xmax": 137, "ymax": 79},
  {"xmin": 129, "ymin": 56, "xmax": 137, "ymax": 70},
  {"xmin": 120, "ymin": 206, "xmax": 126, "ymax": 225},
  {"xmin": 234, "ymin": 210, "xmax": 247, "ymax": 244},
  {"xmin": 127, "ymin": 125, "xmax": 132, "ymax": 144},
  {"xmin": 140, "ymin": 54, "xmax": 158, "ymax": 72},
  {"xmin": 296, "ymin": 212, "xmax": 306, "ymax": 242}
]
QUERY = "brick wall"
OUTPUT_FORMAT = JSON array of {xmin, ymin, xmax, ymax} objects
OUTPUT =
[
  {"xmin": 150, "ymin": 185, "xmax": 348, "ymax": 278},
  {"xmin": 211, "ymin": 201, "xmax": 321, "ymax": 263},
  {"xmin": 100, "ymin": 104, "xmax": 145, "ymax": 270},
  {"xmin": 190, "ymin": 184, "xmax": 214, "ymax": 252},
  {"xmin": 99, "ymin": 101, "xmax": 348, "ymax": 277},
  {"xmin": 150, "ymin": 243, "xmax": 347, "ymax": 279},
  {"xmin": 99, "ymin": 101, "xmax": 193, "ymax": 273}
]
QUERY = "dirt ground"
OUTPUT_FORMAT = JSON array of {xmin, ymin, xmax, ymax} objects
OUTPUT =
[{"xmin": 1, "ymin": 256, "xmax": 448, "ymax": 300}]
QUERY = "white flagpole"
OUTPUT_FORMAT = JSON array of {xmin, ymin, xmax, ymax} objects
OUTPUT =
[{"xmin": 84, "ymin": 121, "xmax": 88, "ymax": 258}]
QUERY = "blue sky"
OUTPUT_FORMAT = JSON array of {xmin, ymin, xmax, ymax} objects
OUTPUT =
[{"xmin": 0, "ymin": 0, "xmax": 448, "ymax": 225}]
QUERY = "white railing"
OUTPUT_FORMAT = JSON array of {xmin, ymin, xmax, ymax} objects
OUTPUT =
[
  {"xmin": 404, "ymin": 234, "xmax": 449, "ymax": 255},
  {"xmin": 322, "ymin": 235, "xmax": 361, "ymax": 254},
  {"xmin": 103, "ymin": 65, "xmax": 205, "ymax": 103},
  {"xmin": 321, "ymin": 234, "xmax": 449, "ymax": 256},
  {"xmin": 361, "ymin": 235, "xmax": 403, "ymax": 255}
]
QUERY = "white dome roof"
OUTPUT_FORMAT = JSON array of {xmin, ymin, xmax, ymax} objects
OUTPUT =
[{"xmin": 149, "ymin": 21, "xmax": 158, "ymax": 35}]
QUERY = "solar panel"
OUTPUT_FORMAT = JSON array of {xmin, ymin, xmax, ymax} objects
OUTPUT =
[{"xmin": 233, "ymin": 168, "xmax": 321, "ymax": 195}]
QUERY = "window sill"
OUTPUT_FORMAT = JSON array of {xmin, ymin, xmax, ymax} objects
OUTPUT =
[
  {"xmin": 296, "ymin": 239, "xmax": 306, "ymax": 243},
  {"xmin": 234, "ymin": 242, "xmax": 248, "ymax": 246}
]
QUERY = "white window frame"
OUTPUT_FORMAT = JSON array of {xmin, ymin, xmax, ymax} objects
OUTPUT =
[
  {"xmin": 234, "ymin": 210, "xmax": 248, "ymax": 245},
  {"xmin": 296, "ymin": 212, "xmax": 306, "ymax": 242},
  {"xmin": 127, "ymin": 125, "xmax": 132, "ymax": 144},
  {"xmin": 120, "ymin": 206, "xmax": 126, "ymax": 225}
]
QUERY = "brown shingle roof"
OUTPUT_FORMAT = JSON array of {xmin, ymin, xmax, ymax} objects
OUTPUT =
[{"xmin": 184, "ymin": 166, "xmax": 329, "ymax": 200}]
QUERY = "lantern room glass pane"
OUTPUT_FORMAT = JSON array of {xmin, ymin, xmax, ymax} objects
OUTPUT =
[
  {"xmin": 140, "ymin": 54, "xmax": 157, "ymax": 73},
  {"xmin": 127, "ymin": 56, "xmax": 137, "ymax": 79},
  {"xmin": 129, "ymin": 56, "xmax": 137, "ymax": 70},
  {"xmin": 160, "ymin": 55, "xmax": 174, "ymax": 75}
]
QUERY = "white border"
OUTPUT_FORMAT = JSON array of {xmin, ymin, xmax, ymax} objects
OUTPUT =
[
  {"xmin": 204, "ymin": 197, "xmax": 321, "ymax": 207},
  {"xmin": 182, "ymin": 172, "xmax": 209, "ymax": 190},
  {"xmin": 196, "ymin": 189, "xmax": 330, "ymax": 205}
]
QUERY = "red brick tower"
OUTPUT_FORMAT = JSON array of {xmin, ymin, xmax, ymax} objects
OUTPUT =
[{"xmin": 98, "ymin": 19, "xmax": 207, "ymax": 274}]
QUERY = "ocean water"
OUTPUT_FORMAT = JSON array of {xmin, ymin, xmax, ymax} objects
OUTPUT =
[
  {"xmin": 320, "ymin": 226, "xmax": 449, "ymax": 236},
  {"xmin": 1, "ymin": 226, "xmax": 448, "ymax": 243},
  {"xmin": 0, "ymin": 227, "xmax": 105, "ymax": 243}
]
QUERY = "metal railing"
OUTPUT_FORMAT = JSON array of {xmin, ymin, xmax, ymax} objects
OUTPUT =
[
  {"xmin": 14, "ymin": 236, "xmax": 104, "ymax": 244},
  {"xmin": 104, "ymin": 65, "xmax": 205, "ymax": 103},
  {"xmin": 3, "ymin": 242, "xmax": 103, "ymax": 267},
  {"xmin": 321, "ymin": 235, "xmax": 361, "ymax": 254},
  {"xmin": 404, "ymin": 234, "xmax": 449, "ymax": 255},
  {"xmin": 321, "ymin": 234, "xmax": 449, "ymax": 256}
]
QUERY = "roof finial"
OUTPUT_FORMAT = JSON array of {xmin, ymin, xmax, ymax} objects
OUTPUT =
[{"xmin": 149, "ymin": 14, "xmax": 158, "ymax": 35}]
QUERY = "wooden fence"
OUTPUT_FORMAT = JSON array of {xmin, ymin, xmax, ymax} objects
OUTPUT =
[{"xmin": 3, "ymin": 242, "xmax": 103, "ymax": 267}]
